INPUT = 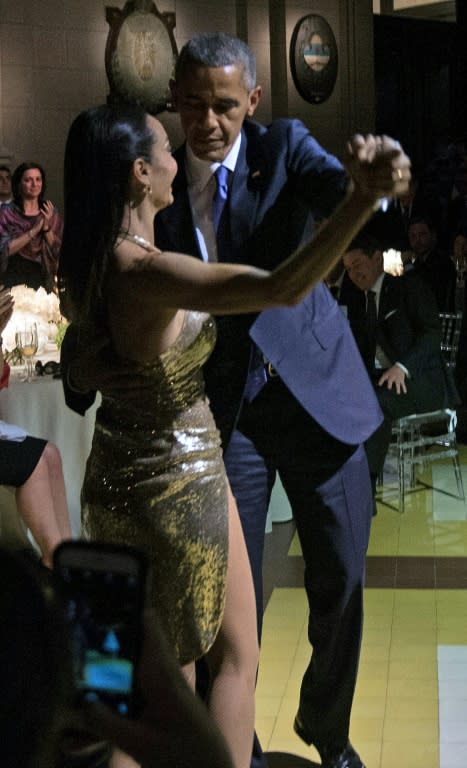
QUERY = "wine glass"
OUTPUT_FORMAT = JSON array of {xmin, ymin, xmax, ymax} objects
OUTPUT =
[{"xmin": 15, "ymin": 323, "xmax": 38, "ymax": 382}]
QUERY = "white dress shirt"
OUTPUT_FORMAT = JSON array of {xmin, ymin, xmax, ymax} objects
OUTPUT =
[{"xmin": 185, "ymin": 134, "xmax": 241, "ymax": 262}]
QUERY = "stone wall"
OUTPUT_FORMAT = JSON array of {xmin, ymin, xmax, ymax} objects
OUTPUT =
[{"xmin": 0, "ymin": 0, "xmax": 374, "ymax": 209}]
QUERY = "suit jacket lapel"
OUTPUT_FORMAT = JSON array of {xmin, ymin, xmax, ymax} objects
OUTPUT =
[
  {"xmin": 378, "ymin": 274, "xmax": 391, "ymax": 321},
  {"xmin": 229, "ymin": 129, "xmax": 261, "ymax": 254},
  {"xmin": 155, "ymin": 146, "xmax": 203, "ymax": 260},
  {"xmin": 229, "ymin": 124, "xmax": 274, "ymax": 256},
  {"xmin": 376, "ymin": 275, "xmax": 398, "ymax": 362},
  {"xmin": 158, "ymin": 127, "xmax": 269, "ymax": 262}
]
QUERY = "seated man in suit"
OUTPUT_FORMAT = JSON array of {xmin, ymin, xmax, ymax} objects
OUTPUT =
[{"xmin": 340, "ymin": 233, "xmax": 457, "ymax": 495}]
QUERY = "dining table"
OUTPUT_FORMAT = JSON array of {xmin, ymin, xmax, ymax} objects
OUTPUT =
[{"xmin": 0, "ymin": 365, "xmax": 99, "ymax": 548}]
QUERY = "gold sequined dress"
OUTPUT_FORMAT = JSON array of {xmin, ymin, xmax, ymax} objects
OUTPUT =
[{"xmin": 81, "ymin": 312, "xmax": 228, "ymax": 665}]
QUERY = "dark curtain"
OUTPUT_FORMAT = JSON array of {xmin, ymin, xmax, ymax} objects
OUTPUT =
[{"xmin": 374, "ymin": 15, "xmax": 458, "ymax": 173}]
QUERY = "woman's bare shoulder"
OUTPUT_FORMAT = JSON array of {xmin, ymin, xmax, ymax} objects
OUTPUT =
[
  {"xmin": 113, "ymin": 238, "xmax": 163, "ymax": 271},
  {"xmin": 113, "ymin": 240, "xmax": 199, "ymax": 276}
]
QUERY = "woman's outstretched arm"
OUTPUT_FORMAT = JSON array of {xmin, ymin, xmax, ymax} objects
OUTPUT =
[{"xmin": 116, "ymin": 134, "xmax": 410, "ymax": 316}]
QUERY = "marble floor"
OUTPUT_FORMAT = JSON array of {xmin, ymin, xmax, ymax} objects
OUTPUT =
[{"xmin": 257, "ymin": 448, "xmax": 467, "ymax": 768}]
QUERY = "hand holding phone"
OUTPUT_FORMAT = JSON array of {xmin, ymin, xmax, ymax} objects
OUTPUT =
[
  {"xmin": 54, "ymin": 544, "xmax": 233, "ymax": 768},
  {"xmin": 53, "ymin": 541, "xmax": 146, "ymax": 717},
  {"xmin": 80, "ymin": 611, "xmax": 234, "ymax": 768}
]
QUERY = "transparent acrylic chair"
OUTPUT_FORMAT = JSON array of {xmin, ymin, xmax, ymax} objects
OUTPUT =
[{"xmin": 380, "ymin": 311, "xmax": 465, "ymax": 513}]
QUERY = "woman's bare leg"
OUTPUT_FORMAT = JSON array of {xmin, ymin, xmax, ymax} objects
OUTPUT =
[
  {"xmin": 205, "ymin": 487, "xmax": 259, "ymax": 768},
  {"xmin": 181, "ymin": 661, "xmax": 196, "ymax": 690},
  {"xmin": 41, "ymin": 441, "xmax": 72, "ymax": 539},
  {"xmin": 15, "ymin": 441, "xmax": 71, "ymax": 567}
]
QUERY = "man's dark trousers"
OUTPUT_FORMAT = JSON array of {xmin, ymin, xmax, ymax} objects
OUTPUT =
[{"xmin": 224, "ymin": 378, "xmax": 373, "ymax": 754}]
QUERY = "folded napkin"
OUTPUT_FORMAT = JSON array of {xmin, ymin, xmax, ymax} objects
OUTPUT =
[{"xmin": 0, "ymin": 419, "xmax": 27, "ymax": 441}]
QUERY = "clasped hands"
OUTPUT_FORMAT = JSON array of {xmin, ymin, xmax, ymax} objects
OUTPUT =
[
  {"xmin": 345, "ymin": 134, "xmax": 411, "ymax": 203},
  {"xmin": 29, "ymin": 200, "xmax": 55, "ymax": 237}
]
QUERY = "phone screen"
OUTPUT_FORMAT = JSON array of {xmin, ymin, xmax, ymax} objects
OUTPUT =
[{"xmin": 54, "ymin": 542, "xmax": 145, "ymax": 716}]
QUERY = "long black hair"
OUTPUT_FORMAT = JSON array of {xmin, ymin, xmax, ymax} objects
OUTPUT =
[
  {"xmin": 12, "ymin": 162, "xmax": 47, "ymax": 209},
  {"xmin": 58, "ymin": 103, "xmax": 154, "ymax": 322}
]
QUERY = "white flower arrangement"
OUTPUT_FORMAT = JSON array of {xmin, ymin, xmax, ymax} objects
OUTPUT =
[
  {"xmin": 10, "ymin": 285, "xmax": 62, "ymax": 321},
  {"xmin": 3, "ymin": 284, "xmax": 65, "ymax": 354}
]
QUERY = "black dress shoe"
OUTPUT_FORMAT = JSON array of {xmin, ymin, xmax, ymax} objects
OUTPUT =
[
  {"xmin": 319, "ymin": 742, "xmax": 366, "ymax": 768},
  {"xmin": 293, "ymin": 712, "xmax": 313, "ymax": 745},
  {"xmin": 294, "ymin": 713, "xmax": 366, "ymax": 768}
]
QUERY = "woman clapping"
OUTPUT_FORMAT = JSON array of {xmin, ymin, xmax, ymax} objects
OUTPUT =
[{"xmin": 0, "ymin": 163, "xmax": 62, "ymax": 292}]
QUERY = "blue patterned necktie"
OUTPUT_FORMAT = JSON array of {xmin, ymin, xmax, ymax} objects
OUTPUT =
[
  {"xmin": 212, "ymin": 164, "xmax": 267, "ymax": 401},
  {"xmin": 212, "ymin": 165, "xmax": 230, "ymax": 233}
]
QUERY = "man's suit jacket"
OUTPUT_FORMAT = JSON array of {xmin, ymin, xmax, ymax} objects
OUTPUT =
[
  {"xmin": 339, "ymin": 271, "xmax": 458, "ymax": 412},
  {"xmin": 409, "ymin": 249, "xmax": 456, "ymax": 313},
  {"xmin": 156, "ymin": 118, "xmax": 382, "ymax": 447},
  {"xmin": 365, "ymin": 191, "xmax": 442, "ymax": 252}
]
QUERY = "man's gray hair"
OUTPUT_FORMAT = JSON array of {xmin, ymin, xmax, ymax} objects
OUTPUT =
[{"xmin": 175, "ymin": 33, "xmax": 256, "ymax": 91}]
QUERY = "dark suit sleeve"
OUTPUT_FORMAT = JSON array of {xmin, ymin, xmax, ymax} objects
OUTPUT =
[
  {"xmin": 60, "ymin": 324, "xmax": 96, "ymax": 416},
  {"xmin": 280, "ymin": 119, "xmax": 348, "ymax": 218}
]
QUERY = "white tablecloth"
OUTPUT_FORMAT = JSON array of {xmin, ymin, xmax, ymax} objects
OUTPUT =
[
  {"xmin": 0, "ymin": 369, "xmax": 291, "ymax": 544},
  {"xmin": 0, "ymin": 373, "xmax": 99, "ymax": 544}
]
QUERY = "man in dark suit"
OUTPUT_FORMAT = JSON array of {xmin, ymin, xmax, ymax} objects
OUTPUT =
[
  {"xmin": 340, "ymin": 233, "xmax": 456, "ymax": 491},
  {"xmin": 406, "ymin": 215, "xmax": 456, "ymax": 312},
  {"xmin": 60, "ymin": 33, "xmax": 410, "ymax": 768},
  {"xmin": 364, "ymin": 174, "xmax": 443, "ymax": 253},
  {"xmin": 155, "ymin": 33, "xmax": 408, "ymax": 768}
]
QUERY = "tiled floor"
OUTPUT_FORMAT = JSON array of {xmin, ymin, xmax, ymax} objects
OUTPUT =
[{"xmin": 256, "ymin": 448, "xmax": 467, "ymax": 768}]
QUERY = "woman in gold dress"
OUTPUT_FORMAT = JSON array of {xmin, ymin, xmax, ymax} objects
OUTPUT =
[{"xmin": 58, "ymin": 104, "xmax": 409, "ymax": 768}]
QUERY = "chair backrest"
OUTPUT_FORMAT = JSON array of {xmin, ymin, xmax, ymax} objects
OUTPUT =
[{"xmin": 439, "ymin": 311, "xmax": 463, "ymax": 368}]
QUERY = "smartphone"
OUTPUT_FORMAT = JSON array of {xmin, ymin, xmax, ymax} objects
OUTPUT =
[{"xmin": 53, "ymin": 540, "xmax": 146, "ymax": 716}]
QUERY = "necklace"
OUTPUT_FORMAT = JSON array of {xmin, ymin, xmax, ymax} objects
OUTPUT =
[{"xmin": 119, "ymin": 230, "xmax": 153, "ymax": 250}]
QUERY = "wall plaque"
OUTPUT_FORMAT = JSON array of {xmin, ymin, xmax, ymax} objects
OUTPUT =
[
  {"xmin": 105, "ymin": 0, "xmax": 177, "ymax": 114},
  {"xmin": 290, "ymin": 14, "xmax": 338, "ymax": 104}
]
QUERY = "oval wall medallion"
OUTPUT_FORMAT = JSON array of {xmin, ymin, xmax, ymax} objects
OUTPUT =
[{"xmin": 290, "ymin": 14, "xmax": 338, "ymax": 104}]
